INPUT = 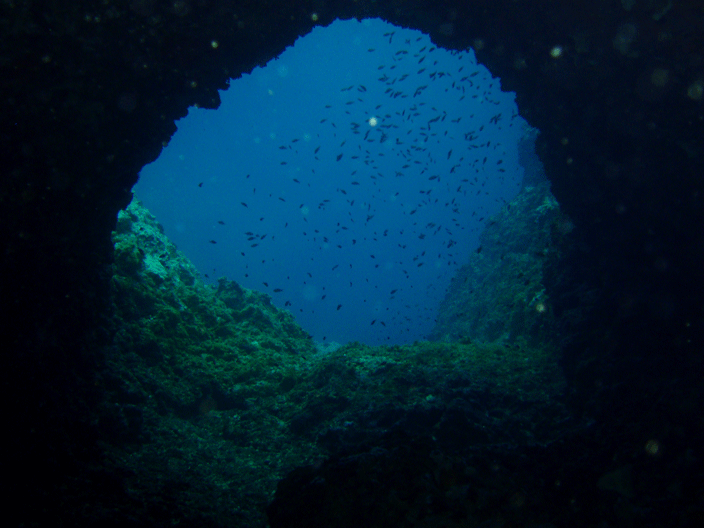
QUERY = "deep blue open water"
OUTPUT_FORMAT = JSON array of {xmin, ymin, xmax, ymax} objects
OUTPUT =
[{"xmin": 135, "ymin": 18, "xmax": 528, "ymax": 346}]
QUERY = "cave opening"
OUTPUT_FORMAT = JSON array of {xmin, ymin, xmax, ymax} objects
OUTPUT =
[{"xmin": 133, "ymin": 18, "xmax": 534, "ymax": 347}]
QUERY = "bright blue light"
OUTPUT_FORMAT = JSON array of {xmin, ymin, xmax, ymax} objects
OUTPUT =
[{"xmin": 135, "ymin": 18, "xmax": 528, "ymax": 346}]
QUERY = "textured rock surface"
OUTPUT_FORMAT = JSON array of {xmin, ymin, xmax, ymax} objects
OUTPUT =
[
  {"xmin": 2, "ymin": 1, "xmax": 703, "ymax": 526},
  {"xmin": 96, "ymin": 201, "xmax": 569, "ymax": 525}
]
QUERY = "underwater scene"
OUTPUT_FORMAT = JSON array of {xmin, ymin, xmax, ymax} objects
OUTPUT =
[
  {"xmin": 135, "ymin": 19, "xmax": 531, "ymax": 347},
  {"xmin": 105, "ymin": 18, "xmax": 578, "ymax": 526},
  {"xmin": 4, "ymin": 2, "xmax": 702, "ymax": 527}
]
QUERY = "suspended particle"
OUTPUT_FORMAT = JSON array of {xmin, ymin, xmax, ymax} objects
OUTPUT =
[
  {"xmin": 549, "ymin": 45, "xmax": 563, "ymax": 59},
  {"xmin": 686, "ymin": 80, "xmax": 703, "ymax": 101}
]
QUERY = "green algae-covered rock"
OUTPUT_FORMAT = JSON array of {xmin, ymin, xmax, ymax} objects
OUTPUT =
[{"xmin": 101, "ymin": 198, "xmax": 571, "ymax": 528}]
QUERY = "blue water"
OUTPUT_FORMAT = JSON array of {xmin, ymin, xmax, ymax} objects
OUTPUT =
[{"xmin": 134, "ymin": 18, "xmax": 528, "ymax": 346}]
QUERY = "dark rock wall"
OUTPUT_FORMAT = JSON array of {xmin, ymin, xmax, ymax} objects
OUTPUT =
[
  {"xmin": 429, "ymin": 180, "xmax": 566, "ymax": 347},
  {"xmin": 2, "ymin": 0, "xmax": 702, "ymax": 525}
]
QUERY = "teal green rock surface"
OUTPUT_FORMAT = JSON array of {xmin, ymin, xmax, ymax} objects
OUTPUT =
[{"xmin": 103, "ymin": 199, "xmax": 569, "ymax": 526}]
